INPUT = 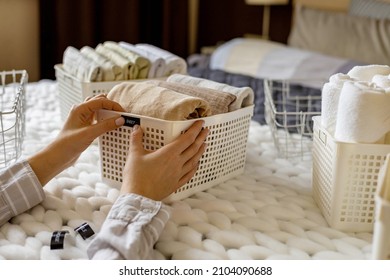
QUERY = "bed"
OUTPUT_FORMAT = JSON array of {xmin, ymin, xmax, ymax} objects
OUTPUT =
[
  {"xmin": 188, "ymin": 0, "xmax": 390, "ymax": 124},
  {"xmin": 1, "ymin": 0, "xmax": 390, "ymax": 260}
]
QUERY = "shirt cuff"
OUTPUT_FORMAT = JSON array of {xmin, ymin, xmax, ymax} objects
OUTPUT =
[{"xmin": 0, "ymin": 160, "xmax": 45, "ymax": 223}]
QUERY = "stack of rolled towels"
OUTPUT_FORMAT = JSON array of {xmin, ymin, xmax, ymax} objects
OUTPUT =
[
  {"xmin": 62, "ymin": 41, "xmax": 187, "ymax": 82},
  {"xmin": 321, "ymin": 64, "xmax": 390, "ymax": 144},
  {"xmin": 106, "ymin": 74, "xmax": 254, "ymax": 121}
]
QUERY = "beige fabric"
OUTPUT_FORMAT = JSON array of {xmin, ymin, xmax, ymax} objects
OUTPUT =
[
  {"xmin": 107, "ymin": 82, "xmax": 211, "ymax": 120},
  {"xmin": 96, "ymin": 44, "xmax": 137, "ymax": 79},
  {"xmin": 147, "ymin": 80, "xmax": 236, "ymax": 115},
  {"xmin": 167, "ymin": 74, "xmax": 254, "ymax": 111},
  {"xmin": 223, "ymin": 39, "xmax": 283, "ymax": 77},
  {"xmin": 80, "ymin": 46, "xmax": 124, "ymax": 81},
  {"xmin": 288, "ymin": 5, "xmax": 390, "ymax": 65},
  {"xmin": 104, "ymin": 41, "xmax": 150, "ymax": 79}
]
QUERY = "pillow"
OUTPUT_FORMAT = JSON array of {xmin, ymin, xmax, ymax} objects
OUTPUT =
[
  {"xmin": 288, "ymin": 5, "xmax": 390, "ymax": 65},
  {"xmin": 349, "ymin": 0, "xmax": 390, "ymax": 20}
]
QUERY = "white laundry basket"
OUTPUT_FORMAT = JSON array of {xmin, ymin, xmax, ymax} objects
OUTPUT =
[
  {"xmin": 312, "ymin": 116, "xmax": 390, "ymax": 232},
  {"xmin": 97, "ymin": 105, "xmax": 254, "ymax": 202},
  {"xmin": 55, "ymin": 64, "xmax": 121, "ymax": 120}
]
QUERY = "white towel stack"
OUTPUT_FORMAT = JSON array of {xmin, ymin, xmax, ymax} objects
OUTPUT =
[{"xmin": 321, "ymin": 64, "xmax": 390, "ymax": 144}]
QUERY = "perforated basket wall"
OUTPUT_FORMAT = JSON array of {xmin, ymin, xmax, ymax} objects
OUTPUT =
[
  {"xmin": 312, "ymin": 116, "xmax": 390, "ymax": 232},
  {"xmin": 97, "ymin": 106, "xmax": 253, "ymax": 202},
  {"xmin": 55, "ymin": 64, "xmax": 120, "ymax": 120}
]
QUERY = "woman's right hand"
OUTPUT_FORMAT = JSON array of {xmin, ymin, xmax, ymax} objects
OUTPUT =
[{"xmin": 120, "ymin": 121, "xmax": 209, "ymax": 201}]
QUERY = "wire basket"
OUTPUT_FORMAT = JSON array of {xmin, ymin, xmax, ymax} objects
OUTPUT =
[
  {"xmin": 0, "ymin": 70, "xmax": 28, "ymax": 170},
  {"xmin": 264, "ymin": 79, "xmax": 322, "ymax": 161},
  {"xmin": 97, "ymin": 105, "xmax": 254, "ymax": 202}
]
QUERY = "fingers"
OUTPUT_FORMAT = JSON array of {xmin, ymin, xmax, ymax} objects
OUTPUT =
[
  {"xmin": 180, "ymin": 141, "xmax": 207, "ymax": 177},
  {"xmin": 128, "ymin": 125, "xmax": 144, "ymax": 155},
  {"xmin": 83, "ymin": 94, "xmax": 125, "ymax": 112},
  {"xmin": 88, "ymin": 115, "xmax": 125, "ymax": 139},
  {"xmin": 84, "ymin": 93, "xmax": 107, "ymax": 102},
  {"xmin": 167, "ymin": 121, "xmax": 207, "ymax": 152}
]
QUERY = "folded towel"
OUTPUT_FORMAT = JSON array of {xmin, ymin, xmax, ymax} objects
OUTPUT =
[
  {"xmin": 119, "ymin": 41, "xmax": 166, "ymax": 78},
  {"xmin": 372, "ymin": 74, "xmax": 390, "ymax": 89},
  {"xmin": 136, "ymin": 44, "xmax": 187, "ymax": 76},
  {"xmin": 104, "ymin": 41, "xmax": 150, "ymax": 79},
  {"xmin": 321, "ymin": 73, "xmax": 355, "ymax": 135},
  {"xmin": 334, "ymin": 81, "xmax": 390, "ymax": 144},
  {"xmin": 147, "ymin": 80, "xmax": 236, "ymax": 115},
  {"xmin": 347, "ymin": 65, "xmax": 390, "ymax": 82},
  {"xmin": 95, "ymin": 44, "xmax": 137, "ymax": 79},
  {"xmin": 167, "ymin": 74, "xmax": 254, "ymax": 111},
  {"xmin": 107, "ymin": 82, "xmax": 211, "ymax": 120},
  {"xmin": 80, "ymin": 46, "xmax": 124, "ymax": 81},
  {"xmin": 63, "ymin": 46, "xmax": 102, "ymax": 82}
]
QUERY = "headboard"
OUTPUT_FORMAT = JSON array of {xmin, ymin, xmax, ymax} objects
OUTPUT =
[{"xmin": 289, "ymin": 0, "xmax": 390, "ymax": 65}]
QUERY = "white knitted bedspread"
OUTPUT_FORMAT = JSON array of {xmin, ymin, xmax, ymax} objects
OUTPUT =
[{"xmin": 0, "ymin": 80, "xmax": 373, "ymax": 260}]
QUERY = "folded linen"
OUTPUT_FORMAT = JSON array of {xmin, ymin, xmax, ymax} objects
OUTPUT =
[
  {"xmin": 321, "ymin": 73, "xmax": 355, "ymax": 135},
  {"xmin": 104, "ymin": 41, "xmax": 150, "ymax": 79},
  {"xmin": 107, "ymin": 82, "xmax": 211, "ymax": 120},
  {"xmin": 136, "ymin": 44, "xmax": 187, "ymax": 76},
  {"xmin": 80, "ymin": 46, "xmax": 124, "ymax": 81},
  {"xmin": 334, "ymin": 81, "xmax": 390, "ymax": 144},
  {"xmin": 372, "ymin": 74, "xmax": 390, "ymax": 89},
  {"xmin": 147, "ymin": 80, "xmax": 236, "ymax": 115},
  {"xmin": 63, "ymin": 46, "xmax": 102, "ymax": 82},
  {"xmin": 167, "ymin": 74, "xmax": 254, "ymax": 111},
  {"xmin": 119, "ymin": 41, "xmax": 166, "ymax": 78},
  {"xmin": 347, "ymin": 65, "xmax": 390, "ymax": 82},
  {"xmin": 95, "ymin": 44, "xmax": 137, "ymax": 79}
]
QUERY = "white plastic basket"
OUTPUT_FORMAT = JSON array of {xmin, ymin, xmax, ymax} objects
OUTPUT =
[
  {"xmin": 0, "ymin": 70, "xmax": 28, "ymax": 170},
  {"xmin": 312, "ymin": 116, "xmax": 390, "ymax": 232},
  {"xmin": 97, "ymin": 105, "xmax": 254, "ymax": 202},
  {"xmin": 55, "ymin": 64, "xmax": 121, "ymax": 120},
  {"xmin": 264, "ymin": 79, "xmax": 322, "ymax": 161}
]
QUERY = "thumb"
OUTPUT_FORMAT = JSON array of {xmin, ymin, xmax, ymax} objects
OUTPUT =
[
  {"xmin": 89, "ymin": 116, "xmax": 125, "ymax": 139},
  {"xmin": 129, "ymin": 125, "xmax": 145, "ymax": 154}
]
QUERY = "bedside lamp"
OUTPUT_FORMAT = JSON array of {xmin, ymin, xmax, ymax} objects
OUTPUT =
[{"xmin": 245, "ymin": 0, "xmax": 289, "ymax": 40}]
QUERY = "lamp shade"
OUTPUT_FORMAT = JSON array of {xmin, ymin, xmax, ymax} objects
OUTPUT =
[{"xmin": 245, "ymin": 0, "xmax": 289, "ymax": 5}]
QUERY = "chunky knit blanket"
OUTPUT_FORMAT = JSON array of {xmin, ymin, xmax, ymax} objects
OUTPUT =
[{"xmin": 0, "ymin": 80, "xmax": 373, "ymax": 260}]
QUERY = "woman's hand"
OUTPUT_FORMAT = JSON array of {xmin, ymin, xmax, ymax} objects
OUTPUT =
[
  {"xmin": 29, "ymin": 94, "xmax": 125, "ymax": 186},
  {"xmin": 120, "ymin": 121, "xmax": 209, "ymax": 201}
]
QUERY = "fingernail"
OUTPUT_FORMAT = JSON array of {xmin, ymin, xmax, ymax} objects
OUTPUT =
[
  {"xmin": 132, "ymin": 124, "xmax": 139, "ymax": 131},
  {"xmin": 115, "ymin": 117, "xmax": 125, "ymax": 126}
]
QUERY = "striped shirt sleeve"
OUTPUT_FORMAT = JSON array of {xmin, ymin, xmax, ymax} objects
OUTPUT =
[
  {"xmin": 0, "ymin": 160, "xmax": 45, "ymax": 226},
  {"xmin": 87, "ymin": 193, "xmax": 171, "ymax": 260}
]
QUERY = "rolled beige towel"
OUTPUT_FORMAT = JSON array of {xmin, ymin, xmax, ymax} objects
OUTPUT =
[
  {"xmin": 63, "ymin": 46, "xmax": 102, "ymax": 82},
  {"xmin": 96, "ymin": 44, "xmax": 138, "ymax": 79},
  {"xmin": 107, "ymin": 82, "xmax": 211, "ymax": 120},
  {"xmin": 147, "ymin": 80, "xmax": 236, "ymax": 115},
  {"xmin": 80, "ymin": 46, "xmax": 124, "ymax": 81},
  {"xmin": 104, "ymin": 41, "xmax": 150, "ymax": 79},
  {"xmin": 167, "ymin": 74, "xmax": 254, "ymax": 111}
]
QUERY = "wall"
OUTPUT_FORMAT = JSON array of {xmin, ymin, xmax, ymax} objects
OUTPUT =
[{"xmin": 0, "ymin": 0, "xmax": 39, "ymax": 81}]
